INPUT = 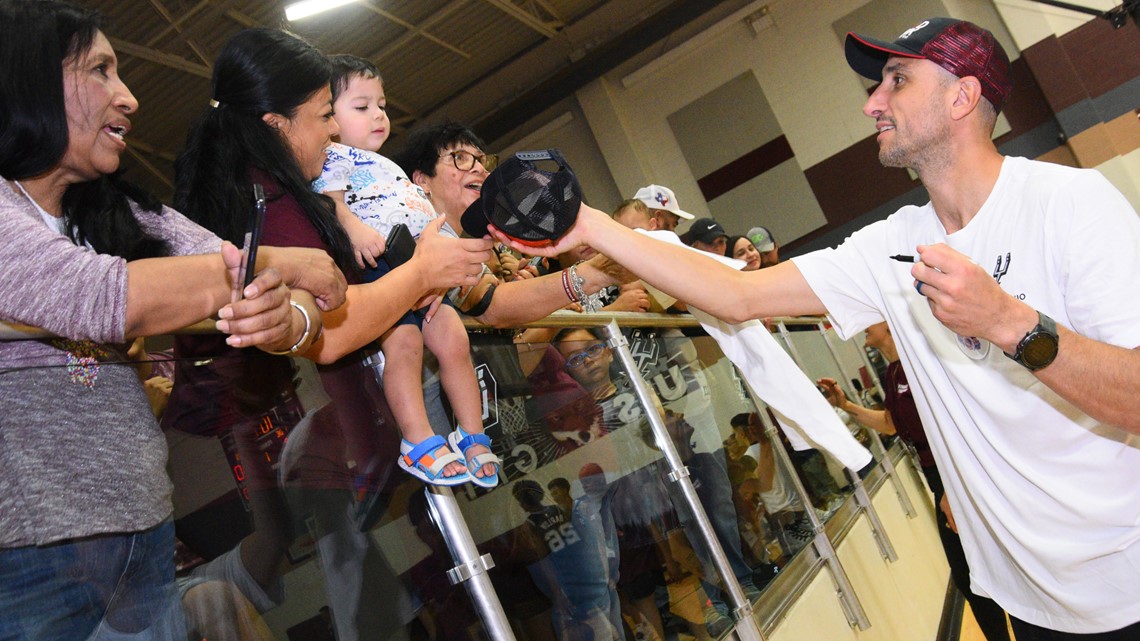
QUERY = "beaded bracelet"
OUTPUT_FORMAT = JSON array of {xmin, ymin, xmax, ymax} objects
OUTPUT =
[
  {"xmin": 561, "ymin": 268, "xmax": 576, "ymax": 302},
  {"xmin": 568, "ymin": 264, "xmax": 600, "ymax": 313},
  {"xmin": 267, "ymin": 300, "xmax": 313, "ymax": 355}
]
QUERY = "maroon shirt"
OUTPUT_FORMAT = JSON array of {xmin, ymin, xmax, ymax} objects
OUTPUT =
[
  {"xmin": 882, "ymin": 361, "xmax": 935, "ymax": 468},
  {"xmin": 254, "ymin": 170, "xmax": 346, "ymax": 275},
  {"xmin": 253, "ymin": 170, "xmax": 396, "ymax": 487},
  {"xmin": 169, "ymin": 171, "xmax": 395, "ymax": 495}
]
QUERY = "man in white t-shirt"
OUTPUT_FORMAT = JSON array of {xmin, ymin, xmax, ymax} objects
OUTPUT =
[{"xmin": 495, "ymin": 16, "xmax": 1140, "ymax": 641}]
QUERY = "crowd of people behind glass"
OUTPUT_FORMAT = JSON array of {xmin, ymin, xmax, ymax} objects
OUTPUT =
[{"xmin": 155, "ymin": 320, "xmax": 859, "ymax": 640}]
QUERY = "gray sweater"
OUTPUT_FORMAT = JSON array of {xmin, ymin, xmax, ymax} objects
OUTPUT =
[{"xmin": 0, "ymin": 179, "xmax": 219, "ymax": 547}]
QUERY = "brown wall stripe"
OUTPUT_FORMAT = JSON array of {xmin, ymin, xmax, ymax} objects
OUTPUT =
[
  {"xmin": 1021, "ymin": 35, "xmax": 1088, "ymax": 115},
  {"xmin": 696, "ymin": 135, "xmax": 794, "ymax": 201},
  {"xmin": 1058, "ymin": 17, "xmax": 1140, "ymax": 101},
  {"xmin": 801, "ymin": 136, "xmax": 917, "ymax": 229},
  {"xmin": 996, "ymin": 57, "xmax": 1057, "ymax": 145},
  {"xmin": 1021, "ymin": 17, "xmax": 1140, "ymax": 115}
]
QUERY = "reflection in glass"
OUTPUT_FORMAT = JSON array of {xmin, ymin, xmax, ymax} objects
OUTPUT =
[
  {"xmin": 135, "ymin": 317, "xmax": 879, "ymax": 639},
  {"xmin": 164, "ymin": 331, "xmax": 415, "ymax": 641}
]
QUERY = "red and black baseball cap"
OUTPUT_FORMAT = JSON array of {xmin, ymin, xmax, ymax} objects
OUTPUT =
[
  {"xmin": 845, "ymin": 17, "xmax": 1012, "ymax": 111},
  {"xmin": 461, "ymin": 149, "xmax": 581, "ymax": 247}
]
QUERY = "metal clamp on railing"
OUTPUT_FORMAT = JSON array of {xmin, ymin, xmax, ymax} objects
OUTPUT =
[
  {"xmin": 446, "ymin": 553, "xmax": 496, "ymax": 585},
  {"xmin": 863, "ymin": 427, "xmax": 916, "ymax": 518},
  {"xmin": 733, "ymin": 601, "xmax": 756, "ymax": 621},
  {"xmin": 847, "ymin": 469, "xmax": 899, "ymax": 562},
  {"xmin": 424, "ymin": 486, "xmax": 516, "ymax": 640},
  {"xmin": 666, "ymin": 466, "xmax": 691, "ymax": 483},
  {"xmin": 604, "ymin": 331, "xmax": 629, "ymax": 350}
]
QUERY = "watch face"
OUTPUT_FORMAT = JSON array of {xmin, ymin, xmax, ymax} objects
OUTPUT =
[{"xmin": 1022, "ymin": 333, "xmax": 1059, "ymax": 367}]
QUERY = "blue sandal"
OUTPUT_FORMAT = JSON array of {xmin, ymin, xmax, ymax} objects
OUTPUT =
[
  {"xmin": 398, "ymin": 435, "xmax": 469, "ymax": 486},
  {"xmin": 448, "ymin": 426, "xmax": 501, "ymax": 489}
]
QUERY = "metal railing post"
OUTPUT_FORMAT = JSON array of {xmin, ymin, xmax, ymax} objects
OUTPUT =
[
  {"xmin": 777, "ymin": 322, "xmax": 902, "ymax": 556},
  {"xmin": 423, "ymin": 486, "xmax": 516, "ymax": 641},
  {"xmin": 602, "ymin": 321, "xmax": 765, "ymax": 641},
  {"xmin": 749, "ymin": 401, "xmax": 872, "ymax": 631},
  {"xmin": 816, "ymin": 322, "xmax": 915, "ymax": 521}
]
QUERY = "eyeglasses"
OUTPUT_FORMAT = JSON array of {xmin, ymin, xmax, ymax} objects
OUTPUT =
[
  {"xmin": 564, "ymin": 343, "xmax": 607, "ymax": 370},
  {"xmin": 440, "ymin": 149, "xmax": 497, "ymax": 172}
]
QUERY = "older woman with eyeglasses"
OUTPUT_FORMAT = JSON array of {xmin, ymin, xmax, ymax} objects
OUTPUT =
[
  {"xmin": 392, "ymin": 122, "xmax": 631, "ymax": 326},
  {"xmin": 402, "ymin": 124, "xmax": 498, "ymax": 228}
]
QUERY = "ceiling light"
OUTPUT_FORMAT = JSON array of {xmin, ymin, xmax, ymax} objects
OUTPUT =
[{"xmin": 285, "ymin": 0, "xmax": 355, "ymax": 21}]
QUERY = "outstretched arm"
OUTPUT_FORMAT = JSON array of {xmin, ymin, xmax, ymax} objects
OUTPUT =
[
  {"xmin": 474, "ymin": 258, "xmax": 615, "ymax": 327},
  {"xmin": 818, "ymin": 377, "xmax": 895, "ymax": 435},
  {"xmin": 492, "ymin": 204, "xmax": 826, "ymax": 324}
]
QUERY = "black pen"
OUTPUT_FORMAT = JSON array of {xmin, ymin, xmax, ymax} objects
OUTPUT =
[{"xmin": 890, "ymin": 254, "xmax": 916, "ymax": 263}]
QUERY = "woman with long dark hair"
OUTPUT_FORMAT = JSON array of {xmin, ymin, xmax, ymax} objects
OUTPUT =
[
  {"xmin": 725, "ymin": 235, "xmax": 762, "ymax": 272},
  {"xmin": 171, "ymin": 30, "xmax": 493, "ymax": 636},
  {"xmin": 176, "ymin": 28, "xmax": 489, "ymax": 363},
  {"xmin": 0, "ymin": 1, "xmax": 346, "ymax": 636}
]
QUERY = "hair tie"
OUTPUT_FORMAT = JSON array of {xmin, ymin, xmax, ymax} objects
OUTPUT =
[{"xmin": 209, "ymin": 99, "xmax": 221, "ymax": 108}]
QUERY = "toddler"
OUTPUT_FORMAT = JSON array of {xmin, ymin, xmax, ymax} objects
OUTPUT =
[{"xmin": 313, "ymin": 55, "xmax": 498, "ymax": 488}]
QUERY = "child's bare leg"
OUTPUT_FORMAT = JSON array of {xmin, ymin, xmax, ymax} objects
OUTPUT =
[
  {"xmin": 422, "ymin": 306, "xmax": 495, "ymax": 479},
  {"xmin": 382, "ymin": 323, "xmax": 465, "ymax": 479}
]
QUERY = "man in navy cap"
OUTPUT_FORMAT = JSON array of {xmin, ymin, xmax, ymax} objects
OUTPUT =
[
  {"xmin": 498, "ymin": 17, "xmax": 1140, "ymax": 640},
  {"xmin": 680, "ymin": 218, "xmax": 729, "ymax": 255}
]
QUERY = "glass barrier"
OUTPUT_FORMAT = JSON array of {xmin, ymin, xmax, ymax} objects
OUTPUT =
[
  {"xmin": 0, "ymin": 313, "xmax": 921, "ymax": 641},
  {"xmin": 460, "ymin": 325, "xmax": 791, "ymax": 641}
]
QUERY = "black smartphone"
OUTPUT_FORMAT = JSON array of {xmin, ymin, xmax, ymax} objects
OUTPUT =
[
  {"xmin": 238, "ymin": 183, "xmax": 266, "ymax": 295},
  {"xmin": 384, "ymin": 223, "xmax": 416, "ymax": 268}
]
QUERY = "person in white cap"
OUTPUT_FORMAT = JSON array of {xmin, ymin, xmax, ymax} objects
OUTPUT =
[{"xmin": 632, "ymin": 184, "xmax": 694, "ymax": 232}]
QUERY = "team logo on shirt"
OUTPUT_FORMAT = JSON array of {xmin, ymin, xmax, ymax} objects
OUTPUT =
[
  {"xmin": 952, "ymin": 252, "xmax": 1010, "ymax": 360},
  {"xmin": 956, "ymin": 333, "xmax": 990, "ymax": 360},
  {"xmin": 992, "ymin": 252, "xmax": 1011, "ymax": 284}
]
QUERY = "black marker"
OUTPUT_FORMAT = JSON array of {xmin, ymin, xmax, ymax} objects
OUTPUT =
[{"xmin": 890, "ymin": 254, "xmax": 916, "ymax": 263}]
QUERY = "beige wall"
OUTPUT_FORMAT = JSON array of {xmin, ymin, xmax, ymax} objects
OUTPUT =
[
  {"xmin": 492, "ymin": 0, "xmax": 1139, "ymax": 240},
  {"xmin": 994, "ymin": 0, "xmax": 1121, "ymax": 48}
]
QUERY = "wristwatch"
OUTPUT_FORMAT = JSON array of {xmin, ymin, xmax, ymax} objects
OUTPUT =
[{"xmin": 1004, "ymin": 311, "xmax": 1059, "ymax": 371}]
